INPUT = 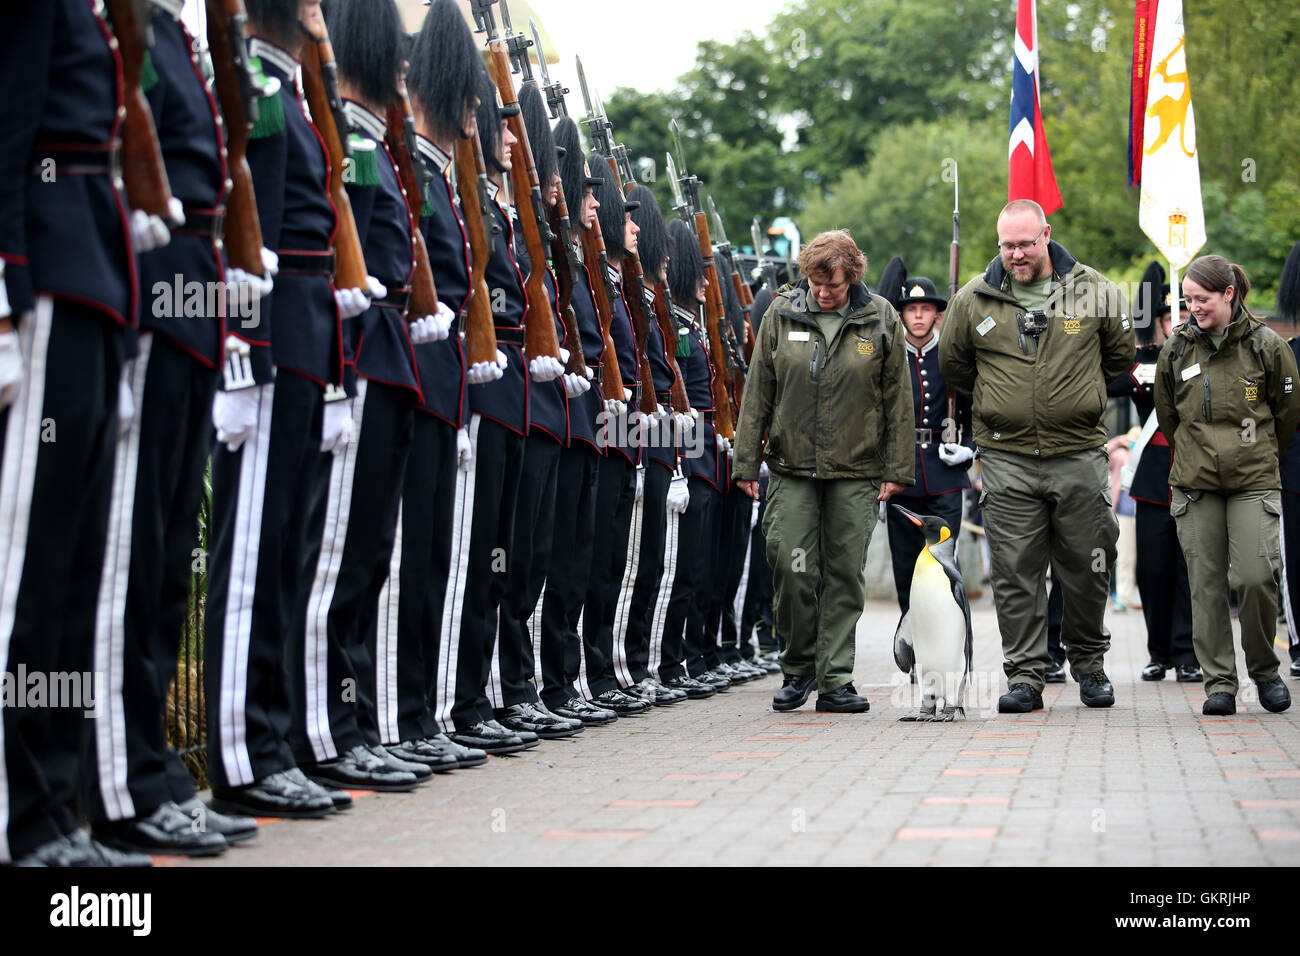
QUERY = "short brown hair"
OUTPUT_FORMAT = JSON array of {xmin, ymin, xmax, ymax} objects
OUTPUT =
[{"xmin": 798, "ymin": 230, "xmax": 867, "ymax": 286}]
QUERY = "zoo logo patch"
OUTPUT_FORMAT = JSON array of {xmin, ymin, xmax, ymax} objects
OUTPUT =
[{"xmin": 857, "ymin": 337, "xmax": 874, "ymax": 355}]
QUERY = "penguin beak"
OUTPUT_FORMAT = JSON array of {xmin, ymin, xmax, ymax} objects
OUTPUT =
[{"xmin": 891, "ymin": 503, "xmax": 924, "ymax": 527}]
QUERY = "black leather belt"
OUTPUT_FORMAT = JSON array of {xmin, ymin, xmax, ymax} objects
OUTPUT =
[
  {"xmin": 31, "ymin": 141, "xmax": 121, "ymax": 177},
  {"xmin": 916, "ymin": 427, "xmax": 933, "ymax": 444},
  {"xmin": 174, "ymin": 206, "xmax": 226, "ymax": 241},
  {"xmin": 277, "ymin": 250, "xmax": 336, "ymax": 276},
  {"xmin": 494, "ymin": 326, "xmax": 525, "ymax": 347},
  {"xmin": 699, "ymin": 409, "xmax": 716, "ymax": 424},
  {"xmin": 372, "ymin": 287, "xmax": 411, "ymax": 312},
  {"xmin": 656, "ymin": 390, "xmax": 672, "ymax": 405}
]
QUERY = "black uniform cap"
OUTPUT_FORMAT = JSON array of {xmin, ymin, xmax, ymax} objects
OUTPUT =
[
  {"xmin": 874, "ymin": 255, "xmax": 907, "ymax": 310},
  {"xmin": 627, "ymin": 184, "xmax": 668, "ymax": 280},
  {"xmin": 475, "ymin": 66, "xmax": 508, "ymax": 175},
  {"xmin": 519, "ymin": 84, "xmax": 557, "ymax": 196},
  {"xmin": 245, "ymin": 0, "xmax": 299, "ymax": 45},
  {"xmin": 408, "ymin": 0, "xmax": 482, "ymax": 142},
  {"xmin": 1277, "ymin": 241, "xmax": 1300, "ymax": 325},
  {"xmin": 555, "ymin": 117, "xmax": 597, "ymax": 229},
  {"xmin": 750, "ymin": 287, "xmax": 774, "ymax": 335},
  {"xmin": 667, "ymin": 218, "xmax": 705, "ymax": 304},
  {"xmin": 323, "ymin": 0, "xmax": 403, "ymax": 108},
  {"xmin": 715, "ymin": 249, "xmax": 745, "ymax": 340},
  {"xmin": 588, "ymin": 153, "xmax": 628, "ymax": 258}
]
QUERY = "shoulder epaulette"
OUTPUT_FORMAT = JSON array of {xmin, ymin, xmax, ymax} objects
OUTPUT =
[
  {"xmin": 344, "ymin": 135, "xmax": 380, "ymax": 187},
  {"xmin": 141, "ymin": 50, "xmax": 159, "ymax": 94},
  {"xmin": 247, "ymin": 58, "xmax": 285, "ymax": 139}
]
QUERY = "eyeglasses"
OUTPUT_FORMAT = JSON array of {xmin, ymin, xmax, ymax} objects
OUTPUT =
[{"xmin": 997, "ymin": 228, "xmax": 1045, "ymax": 255}]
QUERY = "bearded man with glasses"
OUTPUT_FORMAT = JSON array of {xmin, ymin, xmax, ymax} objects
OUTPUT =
[{"xmin": 939, "ymin": 200, "xmax": 1134, "ymax": 713}]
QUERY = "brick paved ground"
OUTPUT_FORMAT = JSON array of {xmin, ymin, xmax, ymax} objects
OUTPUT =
[{"xmin": 173, "ymin": 593, "xmax": 1300, "ymax": 867}]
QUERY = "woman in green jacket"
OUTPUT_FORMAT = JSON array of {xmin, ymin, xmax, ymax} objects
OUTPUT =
[{"xmin": 1154, "ymin": 255, "xmax": 1300, "ymax": 715}]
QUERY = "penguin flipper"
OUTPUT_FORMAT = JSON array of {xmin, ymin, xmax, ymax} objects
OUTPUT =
[{"xmin": 892, "ymin": 612, "xmax": 915, "ymax": 674}]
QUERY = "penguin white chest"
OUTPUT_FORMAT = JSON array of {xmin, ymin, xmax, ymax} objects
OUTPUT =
[{"xmin": 907, "ymin": 557, "xmax": 968, "ymax": 687}]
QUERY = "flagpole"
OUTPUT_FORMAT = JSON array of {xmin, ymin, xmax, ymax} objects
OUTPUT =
[{"xmin": 1169, "ymin": 261, "xmax": 1181, "ymax": 327}]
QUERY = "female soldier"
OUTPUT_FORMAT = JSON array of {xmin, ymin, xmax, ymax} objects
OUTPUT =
[{"xmin": 1155, "ymin": 255, "xmax": 1300, "ymax": 715}]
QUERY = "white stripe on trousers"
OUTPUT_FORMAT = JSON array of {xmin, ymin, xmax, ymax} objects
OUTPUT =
[
  {"xmin": 374, "ymin": 499, "xmax": 403, "ymax": 744},
  {"xmin": 1282, "ymin": 507, "xmax": 1299, "ymax": 648},
  {"xmin": 217, "ymin": 383, "xmax": 275, "ymax": 787},
  {"xmin": 303, "ymin": 379, "xmax": 366, "ymax": 762},
  {"xmin": 729, "ymin": 497, "xmax": 759, "ymax": 655},
  {"xmin": 0, "ymin": 300, "xmax": 55, "ymax": 863},
  {"xmin": 529, "ymin": 576, "xmax": 546, "ymax": 692},
  {"xmin": 610, "ymin": 475, "xmax": 645, "ymax": 688},
  {"xmin": 648, "ymin": 486, "xmax": 685, "ymax": 678},
  {"xmin": 92, "ymin": 334, "xmax": 153, "ymax": 821},
  {"xmin": 434, "ymin": 414, "xmax": 478, "ymax": 733}
]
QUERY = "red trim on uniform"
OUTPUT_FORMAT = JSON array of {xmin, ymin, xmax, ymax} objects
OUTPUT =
[
  {"xmin": 0, "ymin": 253, "xmax": 29, "ymax": 265},
  {"xmin": 38, "ymin": 291, "xmax": 127, "ymax": 329},
  {"xmin": 91, "ymin": 2, "xmax": 138, "ymax": 327}
]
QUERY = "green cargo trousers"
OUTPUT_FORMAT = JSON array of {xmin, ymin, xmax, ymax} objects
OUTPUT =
[
  {"xmin": 1170, "ymin": 487, "xmax": 1283, "ymax": 696},
  {"xmin": 979, "ymin": 447, "xmax": 1117, "ymax": 693},
  {"xmin": 762, "ymin": 472, "xmax": 879, "ymax": 692}
]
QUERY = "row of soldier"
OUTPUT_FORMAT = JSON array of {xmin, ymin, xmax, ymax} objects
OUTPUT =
[{"xmin": 0, "ymin": 0, "xmax": 785, "ymax": 866}]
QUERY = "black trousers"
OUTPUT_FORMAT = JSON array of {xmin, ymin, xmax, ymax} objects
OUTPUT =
[
  {"xmin": 206, "ymin": 372, "xmax": 328, "ymax": 789},
  {"xmin": 537, "ymin": 444, "xmax": 600, "ymax": 709},
  {"xmin": 287, "ymin": 380, "xmax": 413, "ymax": 764},
  {"xmin": 492, "ymin": 432, "xmax": 561, "ymax": 708},
  {"xmin": 887, "ymin": 491, "xmax": 964, "ymax": 613},
  {"xmin": 579, "ymin": 452, "xmax": 636, "ymax": 697},
  {"xmin": 377, "ymin": 413, "xmax": 457, "ymax": 744},
  {"xmin": 1284, "ymin": 492, "xmax": 1300, "ymax": 663},
  {"xmin": 86, "ymin": 334, "xmax": 215, "ymax": 824},
  {"xmin": 0, "ymin": 300, "xmax": 121, "ymax": 861},
  {"xmin": 742, "ymin": 477, "xmax": 776, "ymax": 654},
  {"xmin": 658, "ymin": 477, "xmax": 719, "ymax": 681},
  {"xmin": 614, "ymin": 464, "xmax": 670, "ymax": 686},
  {"xmin": 1135, "ymin": 499, "xmax": 1197, "ymax": 667},
  {"xmin": 697, "ymin": 482, "xmax": 730, "ymax": 674},
  {"xmin": 446, "ymin": 415, "xmax": 524, "ymax": 728},
  {"xmin": 716, "ymin": 487, "xmax": 756, "ymax": 663}
]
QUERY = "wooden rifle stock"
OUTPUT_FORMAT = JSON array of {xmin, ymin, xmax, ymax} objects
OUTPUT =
[
  {"xmin": 299, "ymin": 32, "xmax": 369, "ymax": 292},
  {"xmin": 652, "ymin": 281, "xmax": 691, "ymax": 415},
  {"xmin": 599, "ymin": 157, "xmax": 657, "ymax": 415},
  {"xmin": 205, "ymin": 0, "xmax": 264, "ymax": 275},
  {"xmin": 579, "ymin": 218, "xmax": 625, "ymax": 403},
  {"xmin": 694, "ymin": 212, "xmax": 734, "ymax": 440},
  {"xmin": 546, "ymin": 189, "xmax": 588, "ymax": 376},
  {"xmin": 386, "ymin": 90, "xmax": 439, "ymax": 322},
  {"xmin": 106, "ymin": 0, "xmax": 179, "ymax": 225},
  {"xmin": 485, "ymin": 51, "xmax": 561, "ymax": 365},
  {"xmin": 452, "ymin": 131, "xmax": 500, "ymax": 369},
  {"xmin": 730, "ymin": 267, "xmax": 756, "ymax": 362}
]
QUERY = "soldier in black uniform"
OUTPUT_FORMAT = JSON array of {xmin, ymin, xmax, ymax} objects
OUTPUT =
[
  {"xmin": 1279, "ymin": 244, "xmax": 1300, "ymax": 680},
  {"xmin": 886, "ymin": 276, "xmax": 974, "ymax": 612},
  {"xmin": 87, "ymin": 0, "xmax": 266, "ymax": 857}
]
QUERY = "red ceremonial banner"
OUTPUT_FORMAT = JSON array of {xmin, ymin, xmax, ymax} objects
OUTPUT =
[{"xmin": 1129, "ymin": 0, "xmax": 1159, "ymax": 185}]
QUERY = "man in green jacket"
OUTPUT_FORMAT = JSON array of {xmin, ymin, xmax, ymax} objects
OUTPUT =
[
  {"xmin": 735, "ymin": 230, "xmax": 914, "ymax": 713},
  {"xmin": 939, "ymin": 200, "xmax": 1134, "ymax": 712}
]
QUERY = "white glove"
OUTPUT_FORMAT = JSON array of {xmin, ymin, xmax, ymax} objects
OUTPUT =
[
  {"xmin": 666, "ymin": 476, "xmax": 690, "ymax": 515},
  {"xmin": 365, "ymin": 276, "xmax": 387, "ymax": 299},
  {"xmin": 334, "ymin": 286, "xmax": 370, "ymax": 320},
  {"xmin": 672, "ymin": 409, "xmax": 695, "ymax": 435},
  {"xmin": 260, "ymin": 247, "xmax": 280, "ymax": 277},
  {"xmin": 563, "ymin": 372, "xmax": 591, "ymax": 398},
  {"xmin": 716, "ymin": 432, "xmax": 731, "ymax": 455},
  {"xmin": 409, "ymin": 302, "xmax": 456, "ymax": 345},
  {"xmin": 632, "ymin": 410, "xmax": 651, "ymax": 435},
  {"xmin": 225, "ymin": 267, "xmax": 274, "ymax": 318},
  {"xmin": 652, "ymin": 403, "xmax": 669, "ymax": 422},
  {"xmin": 558, "ymin": 347, "xmax": 571, "ymax": 365},
  {"xmin": 938, "ymin": 442, "xmax": 974, "ymax": 466},
  {"xmin": 129, "ymin": 206, "xmax": 177, "ymax": 254},
  {"xmin": 635, "ymin": 467, "xmax": 645, "ymax": 503},
  {"xmin": 320, "ymin": 399, "xmax": 355, "ymax": 454},
  {"xmin": 212, "ymin": 385, "xmax": 264, "ymax": 453},
  {"xmin": 117, "ymin": 368, "xmax": 136, "ymax": 438},
  {"xmin": 529, "ymin": 353, "xmax": 564, "ymax": 383},
  {"xmin": 604, "ymin": 397, "xmax": 627, "ymax": 417},
  {"xmin": 456, "ymin": 426, "xmax": 473, "ymax": 472},
  {"xmin": 1132, "ymin": 362, "xmax": 1157, "ymax": 386},
  {"xmin": 759, "ymin": 461, "xmax": 770, "ymax": 480},
  {"xmin": 878, "ymin": 500, "xmax": 888, "ymax": 523},
  {"xmin": 467, "ymin": 348, "xmax": 508, "ymax": 385},
  {"xmin": 0, "ymin": 329, "xmax": 22, "ymax": 413}
]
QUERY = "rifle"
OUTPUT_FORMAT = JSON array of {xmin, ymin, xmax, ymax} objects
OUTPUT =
[
  {"xmin": 385, "ymin": 81, "xmax": 439, "ymax": 323},
  {"xmin": 299, "ymin": 26, "xmax": 370, "ymax": 293},
  {"xmin": 709, "ymin": 195, "xmax": 753, "ymax": 391},
  {"xmin": 452, "ymin": 126, "xmax": 501, "ymax": 371},
  {"xmin": 947, "ymin": 160, "xmax": 959, "ymax": 440},
  {"xmin": 666, "ymin": 129, "xmax": 734, "ymax": 441},
  {"xmin": 477, "ymin": 0, "xmax": 563, "ymax": 367},
  {"xmin": 105, "ymin": 0, "xmax": 180, "ymax": 226},
  {"xmin": 578, "ymin": 60, "xmax": 658, "ymax": 416},
  {"xmin": 205, "ymin": 0, "xmax": 265, "ymax": 276},
  {"xmin": 751, "ymin": 218, "xmax": 780, "ymax": 295}
]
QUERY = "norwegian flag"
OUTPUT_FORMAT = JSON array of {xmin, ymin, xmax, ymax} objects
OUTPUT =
[{"xmin": 1008, "ymin": 0, "xmax": 1063, "ymax": 215}]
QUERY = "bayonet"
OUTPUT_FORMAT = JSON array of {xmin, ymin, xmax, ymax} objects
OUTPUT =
[
  {"xmin": 531, "ymin": 19, "xmax": 568, "ymax": 117},
  {"xmin": 708, "ymin": 195, "xmax": 730, "ymax": 251},
  {"xmin": 665, "ymin": 152, "xmax": 690, "ymax": 222},
  {"xmin": 499, "ymin": 0, "xmax": 534, "ymax": 82}
]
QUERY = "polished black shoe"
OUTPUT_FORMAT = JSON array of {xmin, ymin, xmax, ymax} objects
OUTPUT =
[
  {"xmin": 749, "ymin": 655, "xmax": 782, "ymax": 675},
  {"xmin": 211, "ymin": 770, "xmax": 336, "ymax": 819},
  {"xmin": 664, "ymin": 675, "xmax": 715, "ymax": 700},
  {"xmin": 735, "ymin": 660, "xmax": 769, "ymax": 680},
  {"xmin": 284, "ymin": 767, "xmax": 351, "ymax": 811},
  {"xmin": 448, "ymin": 721, "xmax": 528, "ymax": 754},
  {"xmin": 419, "ymin": 734, "xmax": 488, "ymax": 769},
  {"xmin": 485, "ymin": 719, "xmax": 541, "ymax": 749},
  {"xmin": 94, "ymin": 801, "xmax": 227, "ymax": 857},
  {"xmin": 177, "ymin": 798, "xmax": 259, "ymax": 844},
  {"xmin": 69, "ymin": 829, "xmax": 153, "ymax": 867},
  {"xmin": 1289, "ymin": 658, "xmax": 1300, "ymax": 678},
  {"xmin": 1257, "ymin": 677, "xmax": 1292, "ymax": 713},
  {"xmin": 1044, "ymin": 661, "xmax": 1067, "ymax": 683},
  {"xmin": 772, "ymin": 673, "xmax": 817, "ymax": 712},
  {"xmin": 714, "ymin": 662, "xmax": 752, "ymax": 683},
  {"xmin": 302, "ymin": 745, "xmax": 421, "ymax": 792},
  {"xmin": 387, "ymin": 739, "xmax": 459, "ymax": 773},
  {"xmin": 1141, "ymin": 660, "xmax": 1171, "ymax": 681},
  {"xmin": 1203, "ymin": 692, "xmax": 1236, "ymax": 715},
  {"xmin": 496, "ymin": 702, "xmax": 584, "ymax": 739},
  {"xmin": 697, "ymin": 669, "xmax": 732, "ymax": 691},
  {"xmin": 12, "ymin": 834, "xmax": 102, "ymax": 867},
  {"xmin": 1080, "ymin": 671, "xmax": 1115, "ymax": 708},
  {"xmin": 552, "ymin": 697, "xmax": 618, "ymax": 725},
  {"xmin": 644, "ymin": 678, "xmax": 687, "ymax": 705},
  {"xmin": 590, "ymin": 688, "xmax": 651, "ymax": 715},
  {"xmin": 1175, "ymin": 663, "xmax": 1204, "ymax": 682},
  {"xmin": 620, "ymin": 680, "xmax": 657, "ymax": 705},
  {"xmin": 815, "ymin": 683, "xmax": 869, "ymax": 713},
  {"xmin": 367, "ymin": 744, "xmax": 434, "ymax": 781},
  {"xmin": 997, "ymin": 683, "xmax": 1044, "ymax": 713},
  {"xmin": 534, "ymin": 702, "xmax": 586, "ymax": 732}
]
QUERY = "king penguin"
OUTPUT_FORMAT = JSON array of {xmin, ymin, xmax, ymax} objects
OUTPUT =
[{"xmin": 890, "ymin": 504, "xmax": 972, "ymax": 721}]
